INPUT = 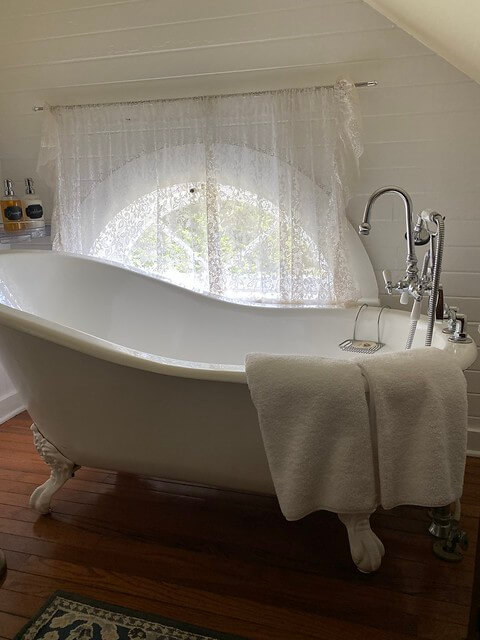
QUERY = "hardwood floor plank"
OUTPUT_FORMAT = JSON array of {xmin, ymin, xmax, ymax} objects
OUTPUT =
[
  {"xmin": 0, "ymin": 495, "xmax": 473, "ymax": 588},
  {"xmin": 0, "ymin": 500, "xmax": 473, "ymax": 608},
  {"xmin": 0, "ymin": 414, "xmax": 476, "ymax": 640},
  {"xmin": 0, "ymin": 610, "xmax": 28, "ymax": 638},
  {"xmin": 417, "ymin": 616, "xmax": 468, "ymax": 640},
  {"xmin": 0, "ymin": 524, "xmax": 470, "ymax": 631},
  {"xmin": 0, "ymin": 519, "xmax": 420, "ymax": 634},
  {"xmin": 2, "ymin": 569, "xmax": 413, "ymax": 640},
  {"xmin": 0, "ymin": 588, "xmax": 44, "ymax": 618}
]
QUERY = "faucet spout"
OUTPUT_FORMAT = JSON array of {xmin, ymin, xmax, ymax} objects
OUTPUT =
[{"xmin": 359, "ymin": 186, "xmax": 418, "ymax": 280}]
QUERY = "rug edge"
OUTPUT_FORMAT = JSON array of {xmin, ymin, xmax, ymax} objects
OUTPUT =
[{"xmin": 13, "ymin": 590, "xmax": 248, "ymax": 640}]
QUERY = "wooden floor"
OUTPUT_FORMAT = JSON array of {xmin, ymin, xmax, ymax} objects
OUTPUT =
[{"xmin": 0, "ymin": 412, "xmax": 478, "ymax": 639}]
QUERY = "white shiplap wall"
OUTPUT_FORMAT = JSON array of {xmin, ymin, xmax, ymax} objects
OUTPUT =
[
  {"xmin": 0, "ymin": 156, "xmax": 25, "ymax": 421},
  {"xmin": 0, "ymin": 0, "xmax": 479, "ymax": 439}
]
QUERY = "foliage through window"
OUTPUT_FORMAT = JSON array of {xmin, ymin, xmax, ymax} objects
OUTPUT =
[{"xmin": 91, "ymin": 183, "xmax": 327, "ymax": 302}]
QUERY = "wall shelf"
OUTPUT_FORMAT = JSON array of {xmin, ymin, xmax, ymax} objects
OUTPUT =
[{"xmin": 0, "ymin": 225, "xmax": 52, "ymax": 250}]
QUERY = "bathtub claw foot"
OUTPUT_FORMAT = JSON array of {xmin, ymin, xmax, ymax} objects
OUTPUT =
[
  {"xmin": 338, "ymin": 512, "xmax": 385, "ymax": 573},
  {"xmin": 30, "ymin": 424, "xmax": 78, "ymax": 514}
]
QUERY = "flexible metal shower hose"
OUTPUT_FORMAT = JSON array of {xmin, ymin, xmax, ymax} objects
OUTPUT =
[
  {"xmin": 425, "ymin": 214, "xmax": 444, "ymax": 347},
  {"xmin": 405, "ymin": 318, "xmax": 418, "ymax": 350}
]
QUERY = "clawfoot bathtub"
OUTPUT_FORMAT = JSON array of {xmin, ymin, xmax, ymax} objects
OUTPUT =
[{"xmin": 0, "ymin": 251, "xmax": 475, "ymax": 573}]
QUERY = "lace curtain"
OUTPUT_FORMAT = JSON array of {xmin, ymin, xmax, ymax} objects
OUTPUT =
[{"xmin": 37, "ymin": 79, "xmax": 363, "ymax": 305}]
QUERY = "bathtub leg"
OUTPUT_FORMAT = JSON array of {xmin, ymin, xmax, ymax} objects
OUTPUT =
[
  {"xmin": 29, "ymin": 424, "xmax": 79, "ymax": 514},
  {"xmin": 338, "ymin": 511, "xmax": 385, "ymax": 573}
]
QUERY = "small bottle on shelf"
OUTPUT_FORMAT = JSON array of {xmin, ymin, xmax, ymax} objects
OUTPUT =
[
  {"xmin": 1, "ymin": 179, "xmax": 25, "ymax": 232},
  {"xmin": 23, "ymin": 178, "xmax": 45, "ymax": 233}
]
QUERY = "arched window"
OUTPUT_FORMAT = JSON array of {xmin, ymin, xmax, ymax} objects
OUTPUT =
[{"xmin": 90, "ymin": 177, "xmax": 329, "ymax": 303}]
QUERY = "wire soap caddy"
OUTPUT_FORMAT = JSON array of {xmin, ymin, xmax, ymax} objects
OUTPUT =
[{"xmin": 338, "ymin": 304, "xmax": 390, "ymax": 354}]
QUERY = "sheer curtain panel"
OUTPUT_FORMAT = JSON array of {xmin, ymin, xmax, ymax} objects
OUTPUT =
[{"xmin": 37, "ymin": 79, "xmax": 363, "ymax": 306}]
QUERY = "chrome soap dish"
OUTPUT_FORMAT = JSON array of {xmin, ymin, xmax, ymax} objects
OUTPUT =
[{"xmin": 339, "ymin": 303, "xmax": 390, "ymax": 354}]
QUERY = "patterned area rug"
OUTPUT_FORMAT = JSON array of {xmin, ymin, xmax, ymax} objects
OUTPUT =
[{"xmin": 15, "ymin": 592, "xmax": 246, "ymax": 640}]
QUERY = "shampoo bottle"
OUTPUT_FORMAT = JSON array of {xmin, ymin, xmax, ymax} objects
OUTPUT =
[
  {"xmin": 23, "ymin": 178, "xmax": 45, "ymax": 230},
  {"xmin": 1, "ymin": 179, "xmax": 24, "ymax": 232}
]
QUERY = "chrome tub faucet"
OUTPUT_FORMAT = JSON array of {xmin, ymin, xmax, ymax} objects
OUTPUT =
[
  {"xmin": 360, "ymin": 186, "xmax": 473, "ymax": 347},
  {"xmin": 359, "ymin": 185, "xmax": 418, "ymax": 291},
  {"xmin": 359, "ymin": 186, "xmax": 447, "ymax": 348}
]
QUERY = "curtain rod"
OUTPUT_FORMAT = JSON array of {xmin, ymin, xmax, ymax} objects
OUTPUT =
[{"xmin": 32, "ymin": 80, "xmax": 377, "ymax": 111}]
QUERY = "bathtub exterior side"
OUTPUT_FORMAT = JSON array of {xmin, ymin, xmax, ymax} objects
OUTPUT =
[{"xmin": 0, "ymin": 325, "xmax": 275, "ymax": 494}]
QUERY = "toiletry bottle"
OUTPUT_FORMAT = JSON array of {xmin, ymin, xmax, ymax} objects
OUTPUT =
[
  {"xmin": 23, "ymin": 178, "xmax": 45, "ymax": 230},
  {"xmin": 1, "ymin": 179, "xmax": 24, "ymax": 232}
]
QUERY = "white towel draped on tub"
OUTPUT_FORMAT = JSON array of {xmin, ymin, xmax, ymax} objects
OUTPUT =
[
  {"xmin": 245, "ymin": 353, "xmax": 377, "ymax": 519},
  {"xmin": 357, "ymin": 347, "xmax": 468, "ymax": 510},
  {"xmin": 245, "ymin": 348, "xmax": 468, "ymax": 520}
]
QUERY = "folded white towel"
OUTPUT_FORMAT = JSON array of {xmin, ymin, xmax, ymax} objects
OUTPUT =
[
  {"xmin": 245, "ymin": 353, "xmax": 377, "ymax": 520},
  {"xmin": 357, "ymin": 347, "xmax": 468, "ymax": 510}
]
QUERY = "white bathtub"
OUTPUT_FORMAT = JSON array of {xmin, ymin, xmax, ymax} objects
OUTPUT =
[{"xmin": 0, "ymin": 249, "xmax": 475, "ymax": 572}]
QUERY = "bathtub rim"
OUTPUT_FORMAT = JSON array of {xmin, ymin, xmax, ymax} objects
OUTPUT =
[
  {"xmin": 0, "ymin": 302, "xmax": 249, "ymax": 383},
  {"xmin": 0, "ymin": 248, "xmax": 370, "ymax": 384},
  {"xmin": 0, "ymin": 250, "xmax": 475, "ymax": 382}
]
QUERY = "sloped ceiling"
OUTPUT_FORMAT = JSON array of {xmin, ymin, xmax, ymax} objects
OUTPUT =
[{"xmin": 363, "ymin": 0, "xmax": 480, "ymax": 84}]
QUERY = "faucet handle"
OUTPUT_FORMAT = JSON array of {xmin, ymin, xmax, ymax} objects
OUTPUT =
[
  {"xmin": 443, "ymin": 305, "xmax": 458, "ymax": 323},
  {"xmin": 442, "ymin": 305, "xmax": 458, "ymax": 334},
  {"xmin": 448, "ymin": 313, "xmax": 473, "ymax": 344}
]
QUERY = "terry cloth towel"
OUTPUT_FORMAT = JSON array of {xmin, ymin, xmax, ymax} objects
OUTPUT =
[
  {"xmin": 245, "ymin": 353, "xmax": 377, "ymax": 520},
  {"xmin": 357, "ymin": 347, "xmax": 468, "ymax": 510}
]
